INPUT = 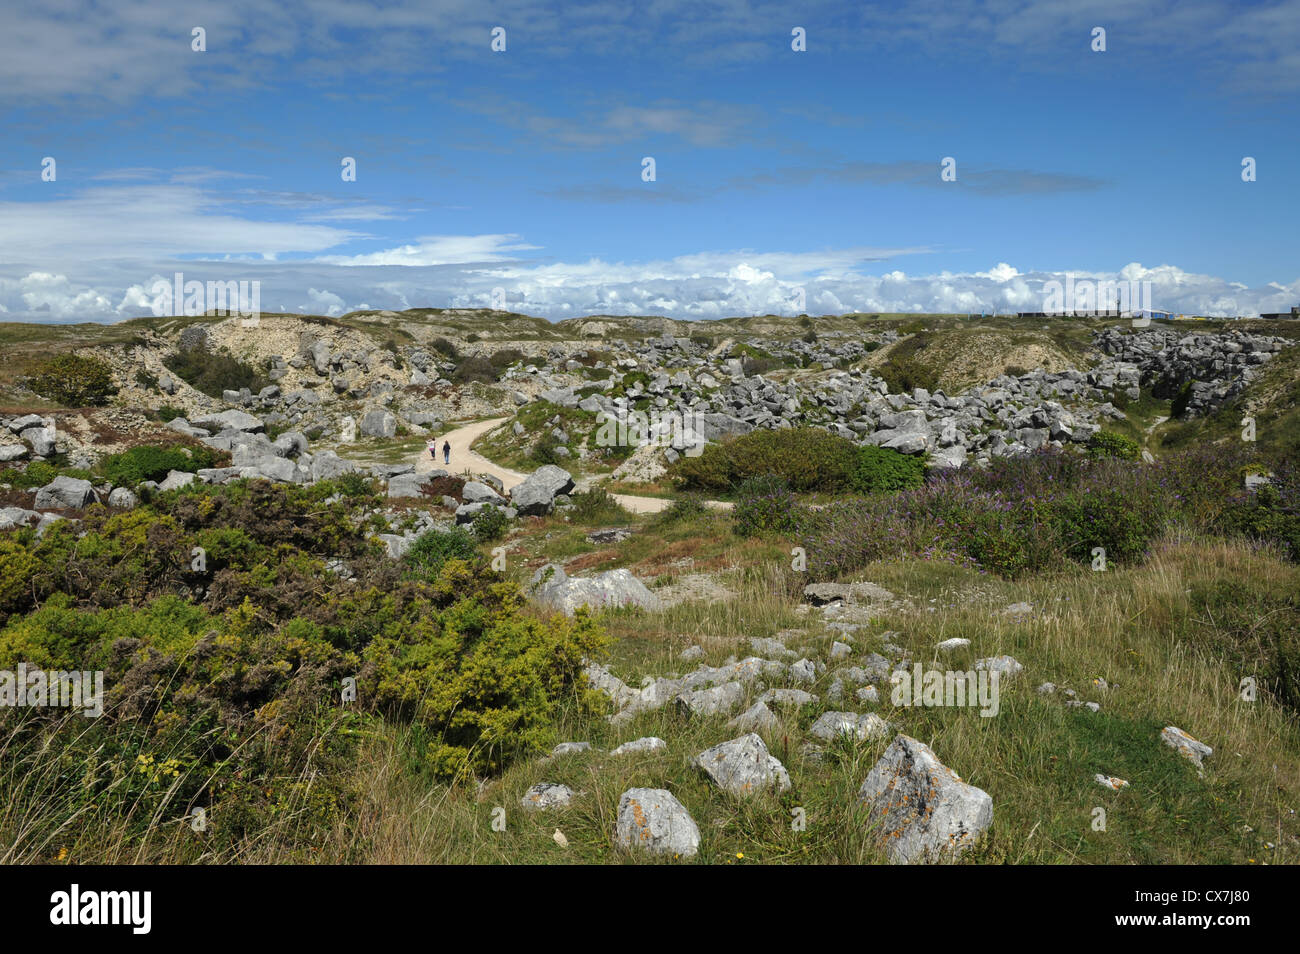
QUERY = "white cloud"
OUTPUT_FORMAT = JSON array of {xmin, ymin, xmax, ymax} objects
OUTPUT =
[
  {"xmin": 0, "ymin": 186, "xmax": 357, "ymax": 264},
  {"xmin": 1, "ymin": 253, "xmax": 1296, "ymax": 323}
]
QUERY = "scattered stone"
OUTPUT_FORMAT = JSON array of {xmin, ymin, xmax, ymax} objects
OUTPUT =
[
  {"xmin": 830, "ymin": 641, "xmax": 853, "ymax": 660},
  {"xmin": 790, "ymin": 658, "xmax": 816, "ymax": 683},
  {"xmin": 975, "ymin": 655, "xmax": 1023, "ymax": 677},
  {"xmin": 610, "ymin": 737, "xmax": 667, "ymax": 756},
  {"xmin": 1162, "ymin": 726, "xmax": 1212, "ymax": 770},
  {"xmin": 750, "ymin": 636, "xmax": 796, "ymax": 659},
  {"xmin": 694, "ymin": 733, "xmax": 792, "ymax": 797},
  {"xmin": 676, "ymin": 681, "xmax": 746, "ymax": 719},
  {"xmin": 1066, "ymin": 700, "xmax": 1101, "ymax": 712},
  {"xmin": 615, "ymin": 788, "xmax": 700, "ymax": 857},
  {"xmin": 857, "ymin": 734, "xmax": 993, "ymax": 864},
  {"xmin": 936, "ymin": 638, "xmax": 971, "ymax": 651},
  {"xmin": 856, "ymin": 686, "xmax": 880, "ymax": 704},
  {"xmin": 680, "ymin": 645, "xmax": 705, "ymax": 662},
  {"xmin": 728, "ymin": 701, "xmax": 779, "ymax": 733},
  {"xmin": 530, "ymin": 564, "xmax": 662, "ymax": 615},
  {"xmin": 107, "ymin": 487, "xmax": 138, "ymax": 509},
  {"xmin": 511, "ymin": 465, "xmax": 575, "ymax": 516},
  {"xmin": 521, "ymin": 783, "xmax": 576, "ymax": 812},
  {"xmin": 757, "ymin": 688, "xmax": 816, "ymax": 707},
  {"xmin": 550, "ymin": 742, "xmax": 593, "ymax": 756},
  {"xmin": 33, "ymin": 475, "xmax": 96, "ymax": 510},
  {"xmin": 808, "ymin": 710, "xmax": 890, "ymax": 742}
]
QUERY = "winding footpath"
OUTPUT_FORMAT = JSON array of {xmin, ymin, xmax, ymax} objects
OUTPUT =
[{"xmin": 413, "ymin": 417, "xmax": 729, "ymax": 514}]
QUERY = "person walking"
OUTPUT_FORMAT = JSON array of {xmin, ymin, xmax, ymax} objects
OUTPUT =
[
  {"xmin": 442, "ymin": 439, "xmax": 451, "ymax": 465},
  {"xmin": 427, "ymin": 439, "xmax": 437, "ymax": 462}
]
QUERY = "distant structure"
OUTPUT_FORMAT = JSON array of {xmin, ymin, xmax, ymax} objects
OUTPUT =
[{"xmin": 1259, "ymin": 306, "xmax": 1300, "ymax": 319}]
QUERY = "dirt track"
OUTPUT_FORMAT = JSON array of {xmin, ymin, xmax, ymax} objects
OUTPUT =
[{"xmin": 414, "ymin": 417, "xmax": 729, "ymax": 513}]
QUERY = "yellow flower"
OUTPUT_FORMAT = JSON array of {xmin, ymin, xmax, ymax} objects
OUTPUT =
[{"xmin": 736, "ymin": 852, "xmax": 744, "ymax": 859}]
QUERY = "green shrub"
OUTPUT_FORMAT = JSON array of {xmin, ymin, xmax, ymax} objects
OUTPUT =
[
  {"xmin": 364, "ymin": 560, "xmax": 609, "ymax": 780},
  {"xmin": 1088, "ymin": 430, "xmax": 1141, "ymax": 461},
  {"xmin": 650, "ymin": 495, "xmax": 711, "ymax": 527},
  {"xmin": 531, "ymin": 432, "xmax": 563, "ymax": 466},
  {"xmin": 876, "ymin": 354, "xmax": 939, "ymax": 394},
  {"xmin": 403, "ymin": 527, "xmax": 480, "ymax": 579},
  {"xmin": 732, "ymin": 475, "xmax": 804, "ymax": 537},
  {"xmin": 852, "ymin": 445, "xmax": 926, "ymax": 493},
  {"xmin": 567, "ymin": 488, "xmax": 630, "ymax": 525},
  {"xmin": 673, "ymin": 427, "xmax": 858, "ymax": 493},
  {"xmin": 156, "ymin": 404, "xmax": 185, "ymax": 422},
  {"xmin": 451, "ymin": 355, "xmax": 498, "ymax": 384},
  {"xmin": 471, "ymin": 504, "xmax": 510, "ymax": 543},
  {"xmin": 163, "ymin": 346, "xmax": 268, "ymax": 398},
  {"xmin": 99, "ymin": 444, "xmax": 222, "ymax": 487},
  {"xmin": 430, "ymin": 337, "xmax": 460, "ymax": 361},
  {"xmin": 3, "ymin": 460, "xmax": 60, "ymax": 490},
  {"xmin": 29, "ymin": 354, "xmax": 118, "ymax": 406},
  {"xmin": 1050, "ymin": 488, "xmax": 1159, "ymax": 565},
  {"xmin": 0, "ymin": 539, "xmax": 37, "ymax": 617}
]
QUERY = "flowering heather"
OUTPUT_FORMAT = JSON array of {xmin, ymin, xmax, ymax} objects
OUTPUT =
[{"xmin": 801, "ymin": 444, "xmax": 1298, "ymax": 580}]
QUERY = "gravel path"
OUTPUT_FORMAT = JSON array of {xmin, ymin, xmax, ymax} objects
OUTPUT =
[{"xmin": 414, "ymin": 417, "xmax": 730, "ymax": 514}]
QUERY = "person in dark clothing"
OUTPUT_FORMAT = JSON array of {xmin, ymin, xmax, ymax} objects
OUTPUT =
[{"xmin": 443, "ymin": 440, "xmax": 451, "ymax": 465}]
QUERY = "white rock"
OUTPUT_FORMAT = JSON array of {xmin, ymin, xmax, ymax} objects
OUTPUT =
[
  {"xmin": 808, "ymin": 710, "xmax": 890, "ymax": 742},
  {"xmin": 857, "ymin": 734, "xmax": 993, "ymax": 864},
  {"xmin": 936, "ymin": 638, "xmax": 971, "ymax": 651},
  {"xmin": 975, "ymin": 655, "xmax": 1023, "ymax": 677},
  {"xmin": 610, "ymin": 737, "xmax": 667, "ymax": 756},
  {"xmin": 521, "ymin": 783, "xmax": 576, "ymax": 811},
  {"xmin": 615, "ymin": 788, "xmax": 700, "ymax": 857},
  {"xmin": 1162, "ymin": 726, "xmax": 1212, "ymax": 770},
  {"xmin": 694, "ymin": 733, "xmax": 791, "ymax": 797}
]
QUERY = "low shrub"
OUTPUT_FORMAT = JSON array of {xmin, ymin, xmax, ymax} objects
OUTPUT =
[
  {"xmin": 28, "ymin": 354, "xmax": 118, "ymax": 407},
  {"xmin": 1088, "ymin": 430, "xmax": 1141, "ymax": 461},
  {"xmin": 568, "ymin": 488, "xmax": 630, "ymax": 526},
  {"xmin": 471, "ymin": 504, "xmax": 510, "ymax": 542},
  {"xmin": 403, "ymin": 527, "xmax": 480, "ymax": 579},
  {"xmin": 163, "ymin": 346, "xmax": 268, "ymax": 398},
  {"xmin": 451, "ymin": 356, "xmax": 498, "ymax": 384},
  {"xmin": 851, "ymin": 445, "xmax": 926, "ymax": 493},
  {"xmin": 732, "ymin": 475, "xmax": 805, "ymax": 537},
  {"xmin": 673, "ymin": 427, "xmax": 859, "ymax": 493},
  {"xmin": 99, "ymin": 444, "xmax": 222, "ymax": 487}
]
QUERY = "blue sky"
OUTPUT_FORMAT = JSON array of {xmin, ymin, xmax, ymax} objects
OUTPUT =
[{"xmin": 1, "ymin": 0, "xmax": 1297, "ymax": 321}]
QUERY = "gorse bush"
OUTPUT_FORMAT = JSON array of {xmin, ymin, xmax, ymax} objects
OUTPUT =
[
  {"xmin": 28, "ymin": 353, "xmax": 118, "ymax": 407},
  {"xmin": 0, "ymin": 474, "xmax": 613, "ymax": 857}
]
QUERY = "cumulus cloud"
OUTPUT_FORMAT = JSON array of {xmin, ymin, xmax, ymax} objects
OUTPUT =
[{"xmin": 6, "ymin": 254, "xmax": 1292, "ymax": 324}]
